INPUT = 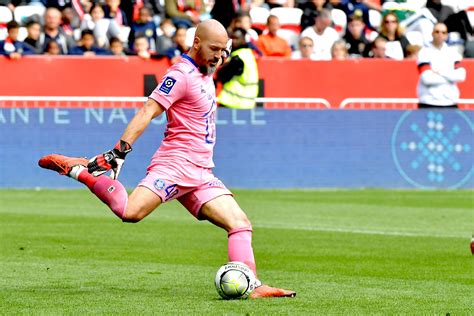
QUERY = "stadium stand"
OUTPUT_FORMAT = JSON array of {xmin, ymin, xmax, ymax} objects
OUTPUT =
[
  {"xmin": 269, "ymin": 7, "xmax": 302, "ymax": 32},
  {"xmin": 0, "ymin": 5, "xmax": 12, "ymax": 24},
  {"xmin": 249, "ymin": 6, "xmax": 270, "ymax": 31},
  {"xmin": 14, "ymin": 5, "xmax": 45, "ymax": 25},
  {"xmin": 0, "ymin": 0, "xmax": 472, "ymax": 58}
]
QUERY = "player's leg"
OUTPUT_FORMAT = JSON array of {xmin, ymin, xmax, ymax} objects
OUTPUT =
[
  {"xmin": 199, "ymin": 194, "xmax": 296, "ymax": 298},
  {"xmin": 38, "ymin": 154, "xmax": 161, "ymax": 222},
  {"xmin": 122, "ymin": 186, "xmax": 162, "ymax": 222},
  {"xmin": 199, "ymin": 195, "xmax": 255, "ymax": 272}
]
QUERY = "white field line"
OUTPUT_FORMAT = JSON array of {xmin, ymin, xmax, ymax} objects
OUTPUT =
[{"xmin": 253, "ymin": 223, "xmax": 467, "ymax": 239}]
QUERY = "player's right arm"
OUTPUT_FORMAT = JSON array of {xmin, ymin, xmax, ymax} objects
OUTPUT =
[
  {"xmin": 119, "ymin": 98, "xmax": 164, "ymax": 146},
  {"xmin": 88, "ymin": 67, "xmax": 186, "ymax": 179},
  {"xmin": 87, "ymin": 98, "xmax": 165, "ymax": 179}
]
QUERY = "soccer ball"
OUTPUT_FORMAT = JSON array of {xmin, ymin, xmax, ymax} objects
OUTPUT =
[{"xmin": 214, "ymin": 262, "xmax": 257, "ymax": 299}]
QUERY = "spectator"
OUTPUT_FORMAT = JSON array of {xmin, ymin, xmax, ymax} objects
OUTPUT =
[
  {"xmin": 104, "ymin": 0, "xmax": 128, "ymax": 26},
  {"xmin": 291, "ymin": 36, "xmax": 317, "ymax": 60},
  {"xmin": 298, "ymin": 0, "xmax": 334, "ymax": 30},
  {"xmin": 23, "ymin": 20, "xmax": 42, "ymax": 54},
  {"xmin": 400, "ymin": 0, "xmax": 470, "ymax": 46},
  {"xmin": 81, "ymin": 3, "xmax": 121, "ymax": 48},
  {"xmin": 256, "ymin": 15, "xmax": 291, "ymax": 57},
  {"xmin": 0, "ymin": 20, "xmax": 35, "ymax": 58},
  {"xmin": 69, "ymin": 29, "xmax": 111, "ymax": 56},
  {"xmin": 343, "ymin": 13, "xmax": 370, "ymax": 58},
  {"xmin": 300, "ymin": 9, "xmax": 339, "ymax": 60},
  {"xmin": 217, "ymin": 27, "xmax": 259, "ymax": 109},
  {"xmin": 336, "ymin": 0, "xmax": 380, "ymax": 31},
  {"xmin": 39, "ymin": 7, "xmax": 76, "ymax": 54},
  {"xmin": 230, "ymin": 11, "xmax": 262, "ymax": 56},
  {"xmin": 417, "ymin": 22, "xmax": 466, "ymax": 108},
  {"xmin": 109, "ymin": 36, "xmax": 127, "ymax": 55},
  {"xmin": 165, "ymin": 0, "xmax": 206, "ymax": 28},
  {"xmin": 425, "ymin": 0, "xmax": 453, "ymax": 23},
  {"xmin": 378, "ymin": 12, "xmax": 409, "ymax": 60},
  {"xmin": 368, "ymin": 36, "xmax": 388, "ymax": 58},
  {"xmin": 163, "ymin": 26, "xmax": 189, "ymax": 63},
  {"xmin": 143, "ymin": 0, "xmax": 165, "ymax": 26},
  {"xmin": 44, "ymin": 39, "xmax": 61, "ymax": 55},
  {"xmin": 211, "ymin": 0, "xmax": 248, "ymax": 29},
  {"xmin": 405, "ymin": 44, "xmax": 421, "ymax": 60},
  {"xmin": 331, "ymin": 39, "xmax": 349, "ymax": 60},
  {"xmin": 61, "ymin": 7, "xmax": 80, "ymax": 38},
  {"xmin": 231, "ymin": 11, "xmax": 259, "ymax": 42},
  {"xmin": 129, "ymin": 6, "xmax": 158, "ymax": 52},
  {"xmin": 133, "ymin": 33, "xmax": 155, "ymax": 59},
  {"xmin": 428, "ymin": 0, "xmax": 473, "ymax": 45},
  {"xmin": 155, "ymin": 18, "xmax": 176, "ymax": 53}
]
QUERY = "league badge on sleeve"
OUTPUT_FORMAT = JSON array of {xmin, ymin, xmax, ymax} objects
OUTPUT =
[{"xmin": 159, "ymin": 77, "xmax": 177, "ymax": 94}]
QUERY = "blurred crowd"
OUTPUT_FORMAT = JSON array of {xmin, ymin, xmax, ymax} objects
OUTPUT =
[{"xmin": 0, "ymin": 0, "xmax": 472, "ymax": 60}]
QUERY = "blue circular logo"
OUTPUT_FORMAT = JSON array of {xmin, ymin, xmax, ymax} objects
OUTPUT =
[
  {"xmin": 154, "ymin": 179, "xmax": 166, "ymax": 190},
  {"xmin": 392, "ymin": 110, "xmax": 473, "ymax": 188}
]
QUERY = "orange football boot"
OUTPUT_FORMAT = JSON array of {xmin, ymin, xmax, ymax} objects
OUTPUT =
[
  {"xmin": 250, "ymin": 284, "xmax": 296, "ymax": 299},
  {"xmin": 38, "ymin": 154, "xmax": 88, "ymax": 176}
]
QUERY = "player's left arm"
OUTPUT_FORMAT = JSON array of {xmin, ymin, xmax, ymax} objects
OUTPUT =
[{"xmin": 439, "ymin": 61, "xmax": 466, "ymax": 83}]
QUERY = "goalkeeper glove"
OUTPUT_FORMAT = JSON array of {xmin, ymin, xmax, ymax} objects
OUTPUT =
[{"xmin": 87, "ymin": 140, "xmax": 132, "ymax": 180}]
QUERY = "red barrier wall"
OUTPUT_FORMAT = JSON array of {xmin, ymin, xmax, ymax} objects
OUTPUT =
[{"xmin": 0, "ymin": 56, "xmax": 473, "ymax": 108}]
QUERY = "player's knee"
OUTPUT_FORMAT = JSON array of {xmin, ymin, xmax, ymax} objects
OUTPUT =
[
  {"xmin": 122, "ymin": 206, "xmax": 146, "ymax": 223},
  {"xmin": 122, "ymin": 215, "xmax": 142, "ymax": 223},
  {"xmin": 228, "ymin": 217, "xmax": 252, "ymax": 231}
]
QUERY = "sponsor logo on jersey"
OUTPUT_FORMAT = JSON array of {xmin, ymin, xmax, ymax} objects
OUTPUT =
[{"xmin": 159, "ymin": 77, "xmax": 177, "ymax": 94}]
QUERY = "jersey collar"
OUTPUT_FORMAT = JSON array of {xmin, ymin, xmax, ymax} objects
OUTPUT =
[{"xmin": 182, "ymin": 54, "xmax": 199, "ymax": 69}]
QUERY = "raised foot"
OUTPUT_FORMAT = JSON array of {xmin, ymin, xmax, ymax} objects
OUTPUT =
[
  {"xmin": 250, "ymin": 284, "xmax": 296, "ymax": 299},
  {"xmin": 38, "ymin": 154, "xmax": 88, "ymax": 176}
]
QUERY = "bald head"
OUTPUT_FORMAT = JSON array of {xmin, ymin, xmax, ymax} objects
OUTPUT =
[
  {"xmin": 189, "ymin": 19, "xmax": 229, "ymax": 75},
  {"xmin": 195, "ymin": 19, "xmax": 228, "ymax": 42}
]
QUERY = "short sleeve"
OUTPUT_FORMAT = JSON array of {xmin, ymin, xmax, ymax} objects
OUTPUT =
[
  {"xmin": 149, "ymin": 69, "xmax": 187, "ymax": 110},
  {"xmin": 417, "ymin": 47, "xmax": 430, "ymax": 66}
]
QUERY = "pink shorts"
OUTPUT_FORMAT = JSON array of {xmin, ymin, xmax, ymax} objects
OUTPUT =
[{"xmin": 138, "ymin": 157, "xmax": 232, "ymax": 219}]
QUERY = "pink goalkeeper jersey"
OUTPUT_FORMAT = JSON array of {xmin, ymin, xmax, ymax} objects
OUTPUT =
[{"xmin": 149, "ymin": 54, "xmax": 217, "ymax": 168}]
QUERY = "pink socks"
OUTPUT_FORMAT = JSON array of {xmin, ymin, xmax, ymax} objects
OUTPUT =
[
  {"xmin": 228, "ymin": 226, "xmax": 256, "ymax": 276},
  {"xmin": 77, "ymin": 168, "xmax": 128, "ymax": 219}
]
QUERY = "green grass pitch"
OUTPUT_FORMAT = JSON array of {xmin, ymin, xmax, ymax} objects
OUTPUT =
[{"xmin": 1, "ymin": 189, "xmax": 473, "ymax": 314}]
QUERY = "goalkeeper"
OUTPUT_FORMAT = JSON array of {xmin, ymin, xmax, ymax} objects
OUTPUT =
[{"xmin": 39, "ymin": 19, "xmax": 295, "ymax": 299}]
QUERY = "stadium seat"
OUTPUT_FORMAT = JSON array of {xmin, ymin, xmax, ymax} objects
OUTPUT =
[
  {"xmin": 73, "ymin": 28, "xmax": 81, "ymax": 41},
  {"xmin": 0, "ymin": 6, "xmax": 13, "ymax": 24},
  {"xmin": 269, "ymin": 7, "xmax": 303, "ymax": 25},
  {"xmin": 118, "ymin": 26, "xmax": 131, "ymax": 44},
  {"xmin": 277, "ymin": 28, "xmax": 299, "ymax": 50},
  {"xmin": 369, "ymin": 9, "xmax": 382, "ymax": 30},
  {"xmin": 18, "ymin": 26, "xmax": 27, "ymax": 41},
  {"xmin": 382, "ymin": 1, "xmax": 400, "ymax": 11},
  {"xmin": 467, "ymin": 10, "xmax": 474, "ymax": 28},
  {"xmin": 185, "ymin": 26, "xmax": 196, "ymax": 48},
  {"xmin": 250, "ymin": 7, "xmax": 270, "ymax": 31},
  {"xmin": 405, "ymin": 30, "xmax": 424, "ymax": 46},
  {"xmin": 14, "ymin": 5, "xmax": 45, "ymax": 25},
  {"xmin": 0, "ymin": 27, "xmax": 6, "ymax": 40},
  {"xmin": 331, "ymin": 8, "xmax": 347, "ymax": 34}
]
